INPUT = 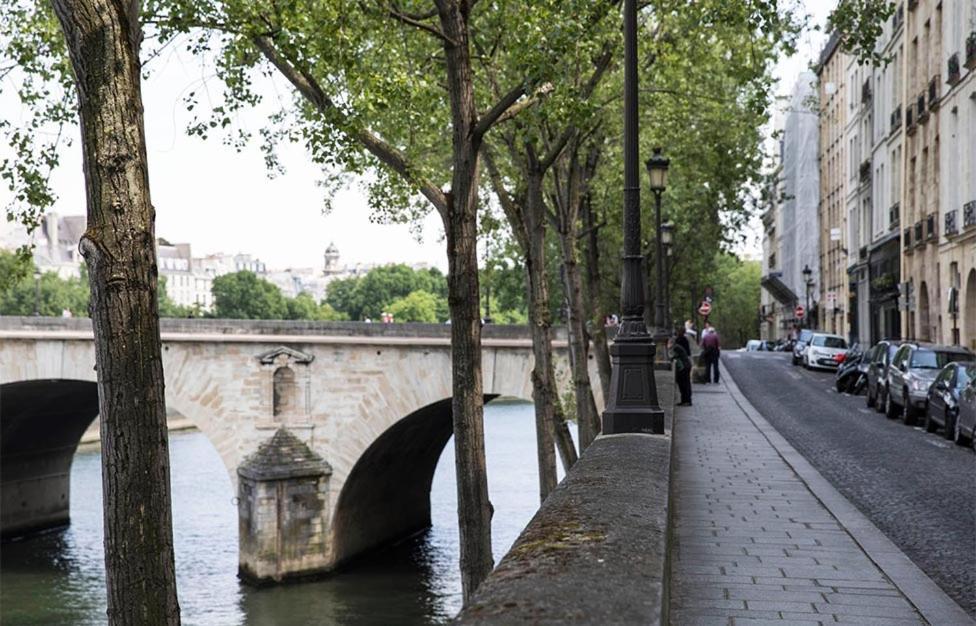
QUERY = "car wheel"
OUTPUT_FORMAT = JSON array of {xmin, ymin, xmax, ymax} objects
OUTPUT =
[
  {"xmin": 944, "ymin": 409, "xmax": 957, "ymax": 441},
  {"xmin": 885, "ymin": 389, "xmax": 900, "ymax": 419},
  {"xmin": 866, "ymin": 386, "xmax": 876, "ymax": 408},
  {"xmin": 902, "ymin": 391, "xmax": 916, "ymax": 425},
  {"xmin": 925, "ymin": 406, "xmax": 938, "ymax": 433}
]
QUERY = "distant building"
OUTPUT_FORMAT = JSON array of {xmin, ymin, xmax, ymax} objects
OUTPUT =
[{"xmin": 760, "ymin": 72, "xmax": 821, "ymax": 340}]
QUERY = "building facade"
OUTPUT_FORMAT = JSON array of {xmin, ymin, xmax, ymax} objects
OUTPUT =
[
  {"xmin": 817, "ymin": 35, "xmax": 850, "ymax": 338},
  {"xmin": 760, "ymin": 73, "xmax": 821, "ymax": 340},
  {"xmin": 938, "ymin": 0, "xmax": 976, "ymax": 349}
]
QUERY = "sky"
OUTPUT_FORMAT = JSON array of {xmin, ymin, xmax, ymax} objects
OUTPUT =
[{"xmin": 1, "ymin": 2, "xmax": 833, "ymax": 273}]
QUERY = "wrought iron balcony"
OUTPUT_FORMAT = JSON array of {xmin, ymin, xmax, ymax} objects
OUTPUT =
[
  {"xmin": 966, "ymin": 33, "xmax": 976, "ymax": 70},
  {"xmin": 859, "ymin": 160, "xmax": 872, "ymax": 183},
  {"xmin": 917, "ymin": 93, "xmax": 928, "ymax": 122},
  {"xmin": 928, "ymin": 75, "xmax": 940, "ymax": 109},
  {"xmin": 964, "ymin": 200, "xmax": 976, "ymax": 229},
  {"xmin": 945, "ymin": 209, "xmax": 958, "ymax": 237},
  {"xmin": 948, "ymin": 53, "xmax": 961, "ymax": 85}
]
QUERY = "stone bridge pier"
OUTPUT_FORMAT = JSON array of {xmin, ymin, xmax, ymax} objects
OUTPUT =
[{"xmin": 0, "ymin": 317, "xmax": 601, "ymax": 582}]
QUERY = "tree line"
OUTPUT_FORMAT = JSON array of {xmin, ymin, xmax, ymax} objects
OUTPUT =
[{"xmin": 0, "ymin": 0, "xmax": 890, "ymax": 621}]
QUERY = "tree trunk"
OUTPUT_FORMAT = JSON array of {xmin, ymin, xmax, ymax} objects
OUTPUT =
[
  {"xmin": 437, "ymin": 1, "xmax": 493, "ymax": 602},
  {"xmin": 558, "ymin": 227, "xmax": 601, "ymax": 449},
  {"xmin": 524, "ymin": 171, "xmax": 576, "ymax": 492},
  {"xmin": 582, "ymin": 195, "xmax": 612, "ymax": 401},
  {"xmin": 49, "ymin": 2, "xmax": 180, "ymax": 624}
]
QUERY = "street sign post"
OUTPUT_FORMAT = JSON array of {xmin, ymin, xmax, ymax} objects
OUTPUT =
[{"xmin": 795, "ymin": 305, "xmax": 805, "ymax": 319}]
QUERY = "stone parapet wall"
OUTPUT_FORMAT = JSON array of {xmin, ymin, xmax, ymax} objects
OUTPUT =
[{"xmin": 455, "ymin": 376, "xmax": 675, "ymax": 625}]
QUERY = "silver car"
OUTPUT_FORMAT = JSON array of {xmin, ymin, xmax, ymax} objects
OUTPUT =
[{"xmin": 884, "ymin": 342, "xmax": 976, "ymax": 425}]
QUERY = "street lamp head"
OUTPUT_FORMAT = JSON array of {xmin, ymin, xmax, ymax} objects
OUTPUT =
[
  {"xmin": 661, "ymin": 221, "xmax": 674, "ymax": 246},
  {"xmin": 802, "ymin": 264, "xmax": 812, "ymax": 279},
  {"xmin": 33, "ymin": 267, "xmax": 42, "ymax": 280},
  {"xmin": 645, "ymin": 147, "xmax": 669, "ymax": 192}
]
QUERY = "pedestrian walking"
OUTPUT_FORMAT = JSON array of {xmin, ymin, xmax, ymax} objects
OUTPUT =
[
  {"xmin": 670, "ymin": 330, "xmax": 693, "ymax": 405},
  {"xmin": 701, "ymin": 322, "xmax": 721, "ymax": 383}
]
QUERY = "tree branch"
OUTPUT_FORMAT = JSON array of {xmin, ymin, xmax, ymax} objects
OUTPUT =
[
  {"xmin": 252, "ymin": 34, "xmax": 449, "ymax": 218},
  {"xmin": 382, "ymin": 1, "xmax": 456, "ymax": 45}
]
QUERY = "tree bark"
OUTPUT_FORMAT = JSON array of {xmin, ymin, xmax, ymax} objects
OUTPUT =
[
  {"xmin": 550, "ymin": 142, "xmax": 602, "ymax": 449},
  {"xmin": 436, "ymin": 0, "xmax": 493, "ymax": 602},
  {"xmin": 581, "ymin": 196, "xmax": 612, "ymax": 401},
  {"xmin": 49, "ymin": 1, "xmax": 180, "ymax": 624}
]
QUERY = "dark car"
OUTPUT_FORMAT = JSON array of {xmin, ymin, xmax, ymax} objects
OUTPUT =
[
  {"xmin": 884, "ymin": 343, "xmax": 976, "ymax": 425},
  {"xmin": 792, "ymin": 329, "xmax": 814, "ymax": 366},
  {"xmin": 925, "ymin": 363, "xmax": 976, "ymax": 439},
  {"xmin": 865, "ymin": 340, "xmax": 902, "ymax": 411},
  {"xmin": 955, "ymin": 374, "xmax": 976, "ymax": 448}
]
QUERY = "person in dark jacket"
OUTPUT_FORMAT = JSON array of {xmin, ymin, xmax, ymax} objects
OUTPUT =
[
  {"xmin": 700, "ymin": 322, "xmax": 721, "ymax": 383},
  {"xmin": 670, "ymin": 330, "xmax": 693, "ymax": 405}
]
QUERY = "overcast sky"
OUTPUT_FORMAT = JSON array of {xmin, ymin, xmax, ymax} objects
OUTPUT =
[{"xmin": 2, "ymin": 2, "xmax": 831, "ymax": 273}]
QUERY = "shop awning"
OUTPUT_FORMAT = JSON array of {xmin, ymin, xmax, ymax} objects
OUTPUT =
[{"xmin": 761, "ymin": 272, "xmax": 799, "ymax": 306}]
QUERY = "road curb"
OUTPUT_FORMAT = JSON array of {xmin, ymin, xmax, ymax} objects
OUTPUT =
[{"xmin": 720, "ymin": 360, "xmax": 974, "ymax": 625}]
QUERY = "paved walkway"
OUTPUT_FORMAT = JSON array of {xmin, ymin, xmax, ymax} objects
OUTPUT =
[{"xmin": 669, "ymin": 365, "xmax": 971, "ymax": 625}]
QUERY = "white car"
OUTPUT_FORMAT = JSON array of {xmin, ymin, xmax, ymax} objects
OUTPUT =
[{"xmin": 803, "ymin": 333, "xmax": 848, "ymax": 369}]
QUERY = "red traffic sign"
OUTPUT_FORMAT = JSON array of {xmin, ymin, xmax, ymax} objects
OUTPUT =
[
  {"xmin": 698, "ymin": 301, "xmax": 712, "ymax": 316},
  {"xmin": 795, "ymin": 305, "xmax": 805, "ymax": 319}
]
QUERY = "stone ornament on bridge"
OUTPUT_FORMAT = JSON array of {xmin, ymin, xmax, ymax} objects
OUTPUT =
[
  {"xmin": 257, "ymin": 346, "xmax": 315, "ymax": 424},
  {"xmin": 237, "ymin": 427, "xmax": 333, "ymax": 583}
]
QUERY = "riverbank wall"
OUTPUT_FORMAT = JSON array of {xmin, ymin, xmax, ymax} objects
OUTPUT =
[{"xmin": 456, "ymin": 374, "xmax": 676, "ymax": 624}]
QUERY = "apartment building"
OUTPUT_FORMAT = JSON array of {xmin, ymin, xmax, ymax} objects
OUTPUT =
[
  {"xmin": 760, "ymin": 73, "xmax": 821, "ymax": 340},
  {"xmin": 938, "ymin": 0, "xmax": 976, "ymax": 349},
  {"xmin": 816, "ymin": 34, "xmax": 850, "ymax": 338},
  {"xmin": 866, "ymin": 3, "xmax": 906, "ymax": 344}
]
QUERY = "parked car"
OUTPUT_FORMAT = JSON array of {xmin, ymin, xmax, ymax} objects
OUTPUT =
[
  {"xmin": 954, "ymin": 374, "xmax": 976, "ymax": 448},
  {"xmin": 883, "ymin": 343, "xmax": 976, "ymax": 425},
  {"xmin": 925, "ymin": 362, "xmax": 976, "ymax": 439},
  {"xmin": 791, "ymin": 329, "xmax": 814, "ymax": 366},
  {"xmin": 745, "ymin": 340, "xmax": 762, "ymax": 351},
  {"xmin": 866, "ymin": 340, "xmax": 902, "ymax": 411},
  {"xmin": 802, "ymin": 333, "xmax": 848, "ymax": 369}
]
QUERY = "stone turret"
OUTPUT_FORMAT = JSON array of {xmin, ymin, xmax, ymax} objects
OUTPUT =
[
  {"xmin": 323, "ymin": 242, "xmax": 340, "ymax": 274},
  {"xmin": 237, "ymin": 428, "xmax": 332, "ymax": 583}
]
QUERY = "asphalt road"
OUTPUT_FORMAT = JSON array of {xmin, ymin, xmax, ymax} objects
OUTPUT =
[{"xmin": 722, "ymin": 350, "xmax": 976, "ymax": 618}]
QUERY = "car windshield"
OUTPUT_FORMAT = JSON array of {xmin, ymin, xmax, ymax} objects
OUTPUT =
[
  {"xmin": 910, "ymin": 350, "xmax": 971, "ymax": 369},
  {"xmin": 798, "ymin": 330, "xmax": 813, "ymax": 343},
  {"xmin": 812, "ymin": 336, "xmax": 846, "ymax": 348}
]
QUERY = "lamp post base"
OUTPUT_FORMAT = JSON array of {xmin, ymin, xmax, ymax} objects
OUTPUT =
[{"xmin": 602, "ymin": 340, "xmax": 665, "ymax": 435}]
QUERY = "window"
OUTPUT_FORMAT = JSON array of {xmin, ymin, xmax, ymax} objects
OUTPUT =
[
  {"xmin": 272, "ymin": 367, "xmax": 298, "ymax": 417},
  {"xmin": 911, "ymin": 350, "xmax": 973, "ymax": 369}
]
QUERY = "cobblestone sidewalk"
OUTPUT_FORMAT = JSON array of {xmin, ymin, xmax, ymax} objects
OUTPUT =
[{"xmin": 668, "ymin": 371, "xmax": 957, "ymax": 625}]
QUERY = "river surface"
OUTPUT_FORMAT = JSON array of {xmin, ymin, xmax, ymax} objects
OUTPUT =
[{"xmin": 1, "ymin": 401, "xmax": 552, "ymax": 625}]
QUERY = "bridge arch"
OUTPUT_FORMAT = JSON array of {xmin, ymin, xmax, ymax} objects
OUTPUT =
[
  {"xmin": 0, "ymin": 379, "xmax": 99, "ymax": 537},
  {"xmin": 331, "ymin": 394, "xmax": 503, "ymax": 566}
]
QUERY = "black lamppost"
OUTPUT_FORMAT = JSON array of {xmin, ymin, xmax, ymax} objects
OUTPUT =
[
  {"xmin": 647, "ymin": 148, "xmax": 670, "ymax": 341},
  {"xmin": 33, "ymin": 267, "xmax": 42, "ymax": 316},
  {"xmin": 802, "ymin": 264, "xmax": 814, "ymax": 329},
  {"xmin": 661, "ymin": 222, "xmax": 674, "ymax": 331},
  {"xmin": 601, "ymin": 0, "xmax": 664, "ymax": 435}
]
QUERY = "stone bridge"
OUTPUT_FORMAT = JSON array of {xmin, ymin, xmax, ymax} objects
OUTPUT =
[{"xmin": 0, "ymin": 316, "xmax": 600, "ymax": 581}]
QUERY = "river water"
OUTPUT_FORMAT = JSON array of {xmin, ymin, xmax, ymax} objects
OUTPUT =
[{"xmin": 0, "ymin": 401, "xmax": 552, "ymax": 625}]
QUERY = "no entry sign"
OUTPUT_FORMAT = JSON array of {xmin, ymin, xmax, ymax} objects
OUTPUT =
[
  {"xmin": 698, "ymin": 301, "xmax": 712, "ymax": 316},
  {"xmin": 795, "ymin": 305, "xmax": 805, "ymax": 319}
]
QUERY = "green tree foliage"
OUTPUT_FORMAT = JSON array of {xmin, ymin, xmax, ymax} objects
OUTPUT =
[
  {"xmin": 285, "ymin": 292, "xmax": 346, "ymax": 321},
  {"xmin": 0, "ymin": 251, "xmax": 88, "ymax": 315},
  {"xmin": 211, "ymin": 270, "xmax": 287, "ymax": 319},
  {"xmin": 828, "ymin": 0, "xmax": 897, "ymax": 65},
  {"xmin": 387, "ymin": 290, "xmax": 440, "ymax": 323},
  {"xmin": 701, "ymin": 254, "xmax": 762, "ymax": 349},
  {"xmin": 325, "ymin": 264, "xmax": 448, "ymax": 321}
]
